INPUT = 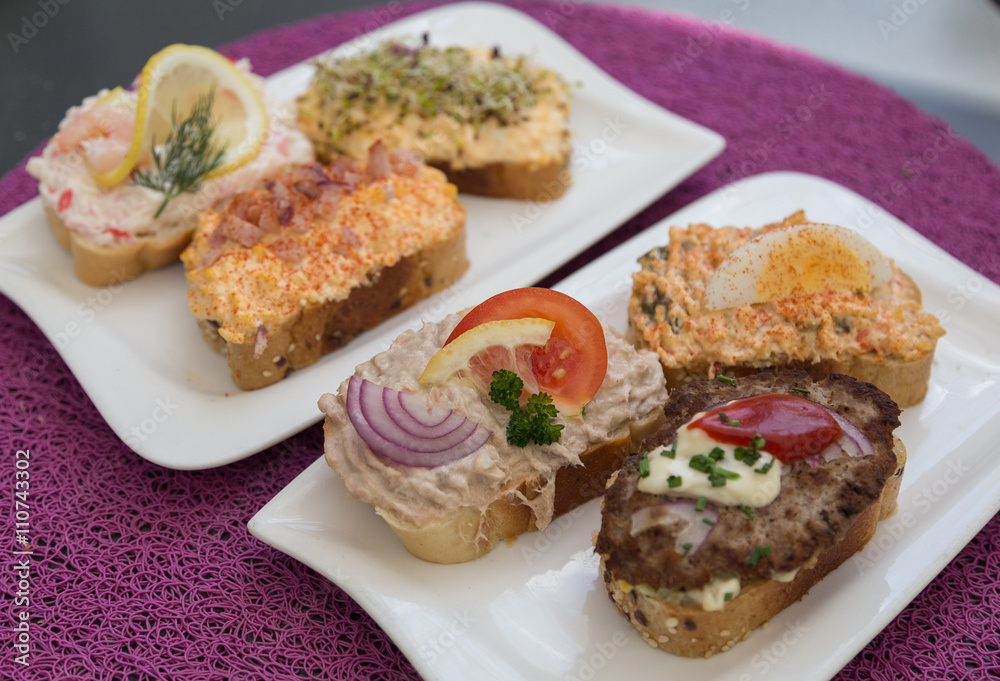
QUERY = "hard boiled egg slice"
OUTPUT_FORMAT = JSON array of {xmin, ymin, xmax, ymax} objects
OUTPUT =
[{"xmin": 703, "ymin": 223, "xmax": 892, "ymax": 311}]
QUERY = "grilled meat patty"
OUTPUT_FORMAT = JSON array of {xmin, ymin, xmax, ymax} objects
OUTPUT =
[{"xmin": 596, "ymin": 370, "xmax": 901, "ymax": 591}]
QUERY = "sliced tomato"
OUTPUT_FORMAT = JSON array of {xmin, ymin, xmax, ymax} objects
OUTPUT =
[{"xmin": 445, "ymin": 288, "xmax": 608, "ymax": 412}]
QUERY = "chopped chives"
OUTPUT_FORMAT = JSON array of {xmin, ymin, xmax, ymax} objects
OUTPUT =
[
  {"xmin": 702, "ymin": 517, "xmax": 716, "ymax": 526},
  {"xmin": 695, "ymin": 496, "xmax": 707, "ymax": 512},
  {"xmin": 638, "ymin": 454, "xmax": 650, "ymax": 478},
  {"xmin": 681, "ymin": 543, "xmax": 693, "ymax": 557},
  {"xmin": 709, "ymin": 447, "xmax": 725, "ymax": 462},
  {"xmin": 790, "ymin": 387, "xmax": 810, "ymax": 395},
  {"xmin": 668, "ymin": 475, "xmax": 683, "ymax": 488},
  {"xmin": 716, "ymin": 375, "xmax": 736, "ymax": 385},
  {"xmin": 661, "ymin": 441, "xmax": 677, "ymax": 459},
  {"xmin": 724, "ymin": 592, "xmax": 733, "ymax": 602},
  {"xmin": 748, "ymin": 544, "xmax": 772, "ymax": 567},
  {"xmin": 738, "ymin": 504, "xmax": 755, "ymax": 520},
  {"xmin": 755, "ymin": 456, "xmax": 776, "ymax": 474}
]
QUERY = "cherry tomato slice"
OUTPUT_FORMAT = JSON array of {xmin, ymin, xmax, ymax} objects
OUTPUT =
[
  {"xmin": 690, "ymin": 394, "xmax": 843, "ymax": 464},
  {"xmin": 446, "ymin": 288, "xmax": 608, "ymax": 411}
]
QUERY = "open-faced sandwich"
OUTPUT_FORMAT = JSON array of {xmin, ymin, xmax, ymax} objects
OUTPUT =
[
  {"xmin": 630, "ymin": 211, "xmax": 945, "ymax": 406},
  {"xmin": 27, "ymin": 44, "xmax": 314, "ymax": 287},
  {"xmin": 182, "ymin": 142, "xmax": 467, "ymax": 390},
  {"xmin": 318, "ymin": 288, "xmax": 669, "ymax": 563},
  {"xmin": 297, "ymin": 37, "xmax": 572, "ymax": 201},
  {"xmin": 595, "ymin": 370, "xmax": 905, "ymax": 657}
]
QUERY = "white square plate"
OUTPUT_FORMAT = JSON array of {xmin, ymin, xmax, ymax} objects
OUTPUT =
[
  {"xmin": 0, "ymin": 2, "xmax": 723, "ymax": 469},
  {"xmin": 249, "ymin": 171, "xmax": 1000, "ymax": 681}
]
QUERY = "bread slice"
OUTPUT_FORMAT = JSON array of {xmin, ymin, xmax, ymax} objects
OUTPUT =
[
  {"xmin": 630, "ymin": 213, "xmax": 945, "ymax": 407},
  {"xmin": 26, "ymin": 74, "xmax": 314, "ymax": 287},
  {"xmin": 370, "ymin": 410, "xmax": 666, "ymax": 564},
  {"xmin": 297, "ymin": 40, "xmax": 572, "ymax": 202},
  {"xmin": 44, "ymin": 202, "xmax": 192, "ymax": 287},
  {"xmin": 183, "ymin": 146, "xmax": 468, "ymax": 390},
  {"xmin": 319, "ymin": 317, "xmax": 670, "ymax": 564},
  {"xmin": 595, "ymin": 371, "xmax": 905, "ymax": 657}
]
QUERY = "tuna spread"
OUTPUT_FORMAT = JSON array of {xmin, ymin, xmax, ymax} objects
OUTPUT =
[{"xmin": 319, "ymin": 312, "xmax": 668, "ymax": 531}]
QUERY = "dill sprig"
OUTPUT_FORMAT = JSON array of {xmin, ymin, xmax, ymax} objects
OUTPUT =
[{"xmin": 132, "ymin": 89, "xmax": 227, "ymax": 218}]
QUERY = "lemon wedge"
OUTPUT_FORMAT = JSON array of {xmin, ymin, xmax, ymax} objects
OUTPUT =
[
  {"xmin": 92, "ymin": 44, "xmax": 268, "ymax": 187},
  {"xmin": 702, "ymin": 223, "xmax": 893, "ymax": 311},
  {"xmin": 420, "ymin": 318, "xmax": 555, "ymax": 388}
]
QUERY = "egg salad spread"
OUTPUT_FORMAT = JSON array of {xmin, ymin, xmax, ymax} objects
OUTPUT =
[
  {"xmin": 630, "ymin": 212, "xmax": 945, "ymax": 377},
  {"xmin": 297, "ymin": 39, "xmax": 571, "ymax": 171}
]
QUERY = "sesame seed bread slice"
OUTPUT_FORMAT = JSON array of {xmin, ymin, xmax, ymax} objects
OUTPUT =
[{"xmin": 600, "ymin": 436, "xmax": 904, "ymax": 658}]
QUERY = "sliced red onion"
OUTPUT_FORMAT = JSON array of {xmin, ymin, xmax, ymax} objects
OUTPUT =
[
  {"xmin": 385, "ymin": 390, "xmax": 465, "ymax": 438},
  {"xmin": 630, "ymin": 498, "xmax": 719, "ymax": 556},
  {"xmin": 366, "ymin": 140, "xmax": 392, "ymax": 182},
  {"xmin": 346, "ymin": 377, "xmax": 490, "ymax": 467}
]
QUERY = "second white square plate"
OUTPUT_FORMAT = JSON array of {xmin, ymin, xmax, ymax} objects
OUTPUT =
[
  {"xmin": 0, "ymin": 2, "xmax": 724, "ymax": 469},
  {"xmin": 250, "ymin": 171, "xmax": 1000, "ymax": 681}
]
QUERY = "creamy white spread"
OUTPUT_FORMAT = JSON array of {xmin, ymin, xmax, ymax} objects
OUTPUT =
[
  {"xmin": 27, "ymin": 60, "xmax": 314, "ymax": 247},
  {"xmin": 319, "ymin": 313, "xmax": 668, "ymax": 531},
  {"xmin": 637, "ymin": 414, "xmax": 782, "ymax": 507}
]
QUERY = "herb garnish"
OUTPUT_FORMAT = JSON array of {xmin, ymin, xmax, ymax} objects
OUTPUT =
[
  {"xmin": 738, "ymin": 504, "xmax": 755, "ymax": 520},
  {"xmin": 719, "ymin": 413, "xmax": 741, "ymax": 427},
  {"xmin": 716, "ymin": 375, "xmax": 737, "ymax": 385},
  {"xmin": 489, "ymin": 370, "xmax": 564, "ymax": 447},
  {"xmin": 702, "ymin": 517, "xmax": 716, "ymax": 526},
  {"xmin": 661, "ymin": 440, "xmax": 677, "ymax": 459},
  {"xmin": 667, "ymin": 475, "xmax": 682, "ymax": 488},
  {"xmin": 748, "ymin": 544, "xmax": 772, "ymax": 567},
  {"xmin": 724, "ymin": 592, "xmax": 734, "ymax": 603},
  {"xmin": 755, "ymin": 456, "xmax": 776, "ymax": 474},
  {"xmin": 695, "ymin": 495, "xmax": 708, "ymax": 512},
  {"xmin": 132, "ymin": 89, "xmax": 227, "ymax": 219},
  {"xmin": 681, "ymin": 543, "xmax": 693, "ymax": 558},
  {"xmin": 790, "ymin": 387, "xmax": 810, "ymax": 395},
  {"xmin": 639, "ymin": 453, "xmax": 651, "ymax": 478}
]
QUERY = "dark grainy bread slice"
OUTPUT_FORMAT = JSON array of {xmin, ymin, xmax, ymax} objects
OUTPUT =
[
  {"xmin": 201, "ymin": 229, "xmax": 468, "ymax": 390},
  {"xmin": 595, "ymin": 370, "xmax": 905, "ymax": 657}
]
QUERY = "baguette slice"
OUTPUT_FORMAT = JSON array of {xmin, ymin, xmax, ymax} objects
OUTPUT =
[
  {"xmin": 630, "ymin": 213, "xmax": 945, "ymax": 407},
  {"xmin": 182, "ymin": 145, "xmax": 468, "ymax": 390},
  {"xmin": 596, "ymin": 371, "xmax": 905, "ymax": 657},
  {"xmin": 319, "ymin": 319, "xmax": 670, "ymax": 564},
  {"xmin": 297, "ymin": 40, "xmax": 572, "ymax": 201},
  {"xmin": 27, "ymin": 72, "xmax": 314, "ymax": 287}
]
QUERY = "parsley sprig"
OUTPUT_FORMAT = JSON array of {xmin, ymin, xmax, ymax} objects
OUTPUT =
[
  {"xmin": 489, "ymin": 370, "xmax": 564, "ymax": 447},
  {"xmin": 132, "ymin": 89, "xmax": 227, "ymax": 218}
]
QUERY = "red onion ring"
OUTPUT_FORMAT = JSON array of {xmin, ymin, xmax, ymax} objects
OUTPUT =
[
  {"xmin": 630, "ymin": 498, "xmax": 719, "ymax": 556},
  {"xmin": 346, "ymin": 377, "xmax": 491, "ymax": 467}
]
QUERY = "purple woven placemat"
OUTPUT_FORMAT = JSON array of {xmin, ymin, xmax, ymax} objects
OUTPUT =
[{"xmin": 2, "ymin": 2, "xmax": 999, "ymax": 680}]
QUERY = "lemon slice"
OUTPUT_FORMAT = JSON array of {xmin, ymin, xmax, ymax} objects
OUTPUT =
[
  {"xmin": 92, "ymin": 44, "xmax": 268, "ymax": 187},
  {"xmin": 420, "ymin": 318, "xmax": 555, "ymax": 388}
]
